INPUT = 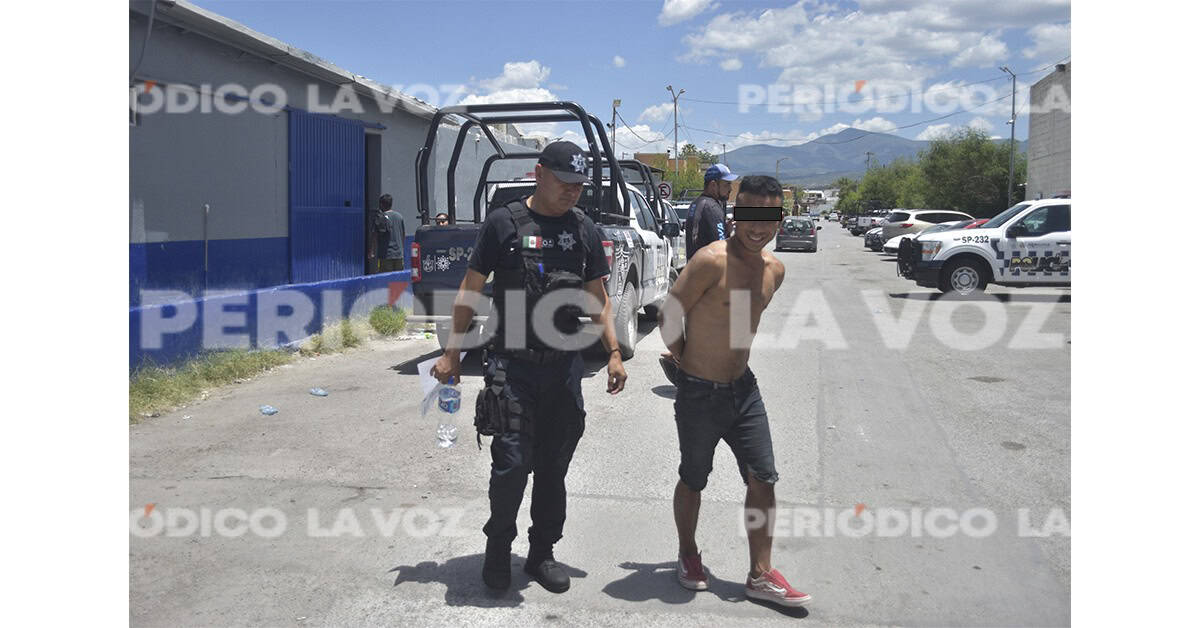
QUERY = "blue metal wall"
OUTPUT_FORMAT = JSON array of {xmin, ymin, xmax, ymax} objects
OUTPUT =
[
  {"xmin": 288, "ymin": 110, "xmax": 366, "ymax": 283},
  {"xmin": 130, "ymin": 270, "xmax": 412, "ymax": 369}
]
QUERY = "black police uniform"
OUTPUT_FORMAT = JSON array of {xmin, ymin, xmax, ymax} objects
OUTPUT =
[{"xmin": 466, "ymin": 196, "xmax": 610, "ymax": 566}]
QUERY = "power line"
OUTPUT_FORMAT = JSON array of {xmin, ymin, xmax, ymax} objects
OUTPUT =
[
  {"xmin": 614, "ymin": 108, "xmax": 662, "ymax": 144},
  {"xmin": 680, "ymin": 87, "xmax": 1027, "ymax": 146}
]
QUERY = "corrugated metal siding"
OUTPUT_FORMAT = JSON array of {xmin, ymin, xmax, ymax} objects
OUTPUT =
[{"xmin": 288, "ymin": 110, "xmax": 365, "ymax": 283}]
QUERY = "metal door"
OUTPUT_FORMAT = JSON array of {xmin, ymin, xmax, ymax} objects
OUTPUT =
[{"xmin": 288, "ymin": 110, "xmax": 365, "ymax": 283}]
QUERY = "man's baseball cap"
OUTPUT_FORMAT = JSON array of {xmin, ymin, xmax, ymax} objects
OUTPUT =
[
  {"xmin": 538, "ymin": 141, "xmax": 590, "ymax": 184},
  {"xmin": 704, "ymin": 163, "xmax": 739, "ymax": 183}
]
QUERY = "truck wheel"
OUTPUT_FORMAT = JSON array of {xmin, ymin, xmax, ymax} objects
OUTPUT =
[
  {"xmin": 615, "ymin": 280, "xmax": 637, "ymax": 360},
  {"xmin": 939, "ymin": 258, "xmax": 988, "ymax": 296},
  {"xmin": 641, "ymin": 269, "xmax": 678, "ymax": 321}
]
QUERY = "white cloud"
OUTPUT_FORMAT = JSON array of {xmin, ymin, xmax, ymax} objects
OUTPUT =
[
  {"xmin": 477, "ymin": 60, "xmax": 551, "ymax": 91},
  {"xmin": 720, "ymin": 57, "xmax": 743, "ymax": 71},
  {"xmin": 966, "ymin": 116, "xmax": 994, "ymax": 132},
  {"xmin": 721, "ymin": 128, "xmax": 820, "ymax": 150},
  {"xmin": 459, "ymin": 61, "xmax": 563, "ymax": 136},
  {"xmin": 951, "ymin": 34, "xmax": 1009, "ymax": 68},
  {"xmin": 659, "ymin": 0, "xmax": 717, "ymax": 26},
  {"xmin": 458, "ymin": 87, "xmax": 557, "ymax": 107},
  {"xmin": 638, "ymin": 102, "xmax": 674, "ymax": 123},
  {"xmin": 815, "ymin": 116, "xmax": 898, "ymax": 136},
  {"xmin": 613, "ymin": 55, "xmax": 626, "ymax": 68},
  {"xmin": 679, "ymin": 1, "xmax": 1068, "ymax": 88},
  {"xmin": 921, "ymin": 79, "xmax": 1029, "ymax": 117},
  {"xmin": 915, "ymin": 123, "xmax": 953, "ymax": 140},
  {"xmin": 1022, "ymin": 22, "xmax": 1070, "ymax": 61},
  {"xmin": 912, "ymin": 118, "xmax": 996, "ymax": 141},
  {"xmin": 857, "ymin": 1, "xmax": 1070, "ymax": 30}
]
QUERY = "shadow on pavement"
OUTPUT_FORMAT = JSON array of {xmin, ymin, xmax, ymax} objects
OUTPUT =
[
  {"xmin": 388, "ymin": 553, "xmax": 588, "ymax": 608},
  {"xmin": 888, "ymin": 292, "xmax": 1070, "ymax": 303},
  {"xmin": 602, "ymin": 560, "xmax": 807, "ymax": 617},
  {"xmin": 390, "ymin": 349, "xmax": 486, "ymax": 377},
  {"xmin": 603, "ymin": 560, "xmax": 752, "ymax": 604}
]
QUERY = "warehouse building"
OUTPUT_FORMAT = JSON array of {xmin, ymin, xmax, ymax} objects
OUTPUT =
[
  {"xmin": 1025, "ymin": 62, "xmax": 1071, "ymax": 200},
  {"xmin": 129, "ymin": 0, "xmax": 526, "ymax": 308}
]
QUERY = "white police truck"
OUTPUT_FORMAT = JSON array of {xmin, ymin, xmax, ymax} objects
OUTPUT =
[{"xmin": 897, "ymin": 198, "xmax": 1071, "ymax": 296}]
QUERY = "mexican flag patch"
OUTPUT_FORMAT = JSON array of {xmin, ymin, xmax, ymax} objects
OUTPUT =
[{"xmin": 521, "ymin": 235, "xmax": 543, "ymax": 249}]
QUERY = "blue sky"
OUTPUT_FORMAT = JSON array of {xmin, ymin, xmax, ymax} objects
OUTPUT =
[{"xmin": 195, "ymin": 0, "xmax": 1070, "ymax": 151}]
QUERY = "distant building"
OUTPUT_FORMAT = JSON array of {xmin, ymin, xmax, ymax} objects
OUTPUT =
[
  {"xmin": 1026, "ymin": 63, "xmax": 1071, "ymax": 200},
  {"xmin": 633, "ymin": 152, "xmax": 702, "ymax": 174}
]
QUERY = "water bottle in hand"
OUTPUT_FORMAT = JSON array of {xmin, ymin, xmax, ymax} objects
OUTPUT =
[{"xmin": 434, "ymin": 376, "xmax": 461, "ymax": 448}]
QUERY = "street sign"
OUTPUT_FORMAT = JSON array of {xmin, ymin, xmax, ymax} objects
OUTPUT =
[{"xmin": 658, "ymin": 181, "xmax": 673, "ymax": 201}]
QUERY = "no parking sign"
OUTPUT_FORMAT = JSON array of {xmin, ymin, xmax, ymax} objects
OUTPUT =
[{"xmin": 658, "ymin": 181, "xmax": 673, "ymax": 201}]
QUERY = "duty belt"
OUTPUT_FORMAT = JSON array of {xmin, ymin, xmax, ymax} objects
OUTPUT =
[{"xmin": 492, "ymin": 347, "xmax": 573, "ymax": 365}]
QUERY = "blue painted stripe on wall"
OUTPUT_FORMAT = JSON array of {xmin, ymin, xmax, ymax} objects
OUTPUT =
[
  {"xmin": 130, "ymin": 270, "xmax": 413, "ymax": 369},
  {"xmin": 129, "ymin": 237, "xmax": 289, "ymax": 306}
]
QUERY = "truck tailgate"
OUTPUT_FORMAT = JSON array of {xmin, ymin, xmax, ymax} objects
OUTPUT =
[{"xmin": 413, "ymin": 225, "xmax": 481, "ymax": 293}]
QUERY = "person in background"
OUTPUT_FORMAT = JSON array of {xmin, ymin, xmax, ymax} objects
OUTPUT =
[
  {"xmin": 435, "ymin": 212, "xmax": 450, "ymax": 226},
  {"xmin": 685, "ymin": 163, "xmax": 738, "ymax": 261},
  {"xmin": 379, "ymin": 194, "xmax": 406, "ymax": 272}
]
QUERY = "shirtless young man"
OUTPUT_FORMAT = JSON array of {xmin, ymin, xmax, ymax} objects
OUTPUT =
[{"xmin": 658, "ymin": 175, "xmax": 811, "ymax": 608}]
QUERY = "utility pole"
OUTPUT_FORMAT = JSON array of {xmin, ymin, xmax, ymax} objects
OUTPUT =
[
  {"xmin": 611, "ymin": 99, "xmax": 621, "ymax": 152},
  {"xmin": 1000, "ymin": 66, "xmax": 1017, "ymax": 205},
  {"xmin": 865, "ymin": 151, "xmax": 875, "ymax": 168},
  {"xmin": 776, "ymin": 156, "xmax": 790, "ymax": 181},
  {"xmin": 667, "ymin": 85, "xmax": 684, "ymax": 177}
]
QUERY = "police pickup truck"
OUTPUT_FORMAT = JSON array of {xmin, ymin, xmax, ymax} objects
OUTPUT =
[
  {"xmin": 897, "ymin": 198, "xmax": 1071, "ymax": 296},
  {"xmin": 408, "ymin": 102, "xmax": 678, "ymax": 359}
]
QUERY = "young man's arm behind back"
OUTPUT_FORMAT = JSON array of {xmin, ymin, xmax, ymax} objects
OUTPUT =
[{"xmin": 659, "ymin": 245, "xmax": 723, "ymax": 359}]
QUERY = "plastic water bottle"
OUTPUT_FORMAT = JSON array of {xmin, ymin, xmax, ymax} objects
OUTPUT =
[{"xmin": 434, "ymin": 377, "xmax": 461, "ymax": 448}]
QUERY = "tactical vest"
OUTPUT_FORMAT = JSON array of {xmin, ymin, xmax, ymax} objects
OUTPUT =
[{"xmin": 492, "ymin": 198, "xmax": 589, "ymax": 351}]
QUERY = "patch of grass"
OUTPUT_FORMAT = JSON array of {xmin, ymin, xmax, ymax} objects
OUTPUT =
[
  {"xmin": 369, "ymin": 305, "xmax": 408, "ymax": 336},
  {"xmin": 300, "ymin": 318, "xmax": 368, "ymax": 356},
  {"xmin": 340, "ymin": 319, "xmax": 362, "ymax": 348},
  {"xmin": 129, "ymin": 349, "xmax": 293, "ymax": 423}
]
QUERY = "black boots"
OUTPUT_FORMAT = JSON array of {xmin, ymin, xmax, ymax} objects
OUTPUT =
[
  {"xmin": 482, "ymin": 539, "xmax": 512, "ymax": 590},
  {"xmin": 524, "ymin": 546, "xmax": 570, "ymax": 593}
]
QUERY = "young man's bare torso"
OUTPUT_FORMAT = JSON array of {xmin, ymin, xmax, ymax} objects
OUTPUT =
[{"xmin": 668, "ymin": 238, "xmax": 785, "ymax": 383}]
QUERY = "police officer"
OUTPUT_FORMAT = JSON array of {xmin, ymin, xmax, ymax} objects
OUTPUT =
[{"xmin": 431, "ymin": 141, "xmax": 627, "ymax": 593}]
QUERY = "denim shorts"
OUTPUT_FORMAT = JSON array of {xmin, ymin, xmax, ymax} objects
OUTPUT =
[{"xmin": 673, "ymin": 367, "xmax": 779, "ymax": 492}]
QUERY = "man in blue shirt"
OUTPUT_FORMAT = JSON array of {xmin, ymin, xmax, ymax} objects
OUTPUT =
[{"xmin": 685, "ymin": 164, "xmax": 739, "ymax": 260}]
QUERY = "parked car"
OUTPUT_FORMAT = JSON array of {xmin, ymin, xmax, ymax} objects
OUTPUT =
[
  {"xmin": 851, "ymin": 211, "xmax": 889, "ymax": 236},
  {"xmin": 776, "ymin": 217, "xmax": 820, "ymax": 252},
  {"xmin": 897, "ymin": 198, "xmax": 1071, "ymax": 295},
  {"xmin": 879, "ymin": 209, "xmax": 974, "ymax": 243},
  {"xmin": 864, "ymin": 226, "xmax": 885, "ymax": 251},
  {"xmin": 883, "ymin": 220, "xmax": 970, "ymax": 255}
]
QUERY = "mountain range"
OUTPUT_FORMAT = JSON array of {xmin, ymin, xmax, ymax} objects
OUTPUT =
[{"xmin": 722, "ymin": 128, "xmax": 1027, "ymax": 187}]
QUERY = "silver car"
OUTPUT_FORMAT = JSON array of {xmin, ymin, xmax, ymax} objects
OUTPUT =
[
  {"xmin": 879, "ymin": 209, "xmax": 974, "ymax": 242},
  {"xmin": 775, "ymin": 217, "xmax": 819, "ymax": 252}
]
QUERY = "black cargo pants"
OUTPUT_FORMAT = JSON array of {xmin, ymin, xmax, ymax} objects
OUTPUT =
[{"xmin": 482, "ymin": 352, "xmax": 586, "ymax": 551}]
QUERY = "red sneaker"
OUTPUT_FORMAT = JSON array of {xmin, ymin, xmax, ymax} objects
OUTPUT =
[
  {"xmin": 745, "ymin": 568, "xmax": 811, "ymax": 607},
  {"xmin": 676, "ymin": 552, "xmax": 709, "ymax": 590}
]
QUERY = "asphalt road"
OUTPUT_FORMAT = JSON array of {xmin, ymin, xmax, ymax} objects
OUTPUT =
[{"xmin": 130, "ymin": 223, "xmax": 1070, "ymax": 627}]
